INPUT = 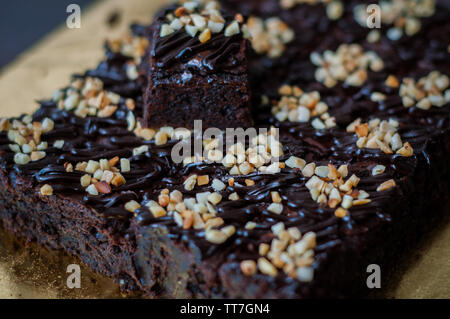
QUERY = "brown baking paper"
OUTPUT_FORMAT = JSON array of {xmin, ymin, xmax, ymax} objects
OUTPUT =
[{"xmin": 0, "ymin": 0, "xmax": 449, "ymax": 299}]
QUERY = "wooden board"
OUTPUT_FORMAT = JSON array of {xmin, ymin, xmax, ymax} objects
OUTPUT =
[{"xmin": 0, "ymin": 0, "xmax": 448, "ymax": 299}]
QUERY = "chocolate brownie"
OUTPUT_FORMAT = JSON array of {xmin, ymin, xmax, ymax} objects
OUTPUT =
[
  {"xmin": 0, "ymin": 0, "xmax": 449, "ymax": 298},
  {"xmin": 143, "ymin": 2, "xmax": 253, "ymax": 129}
]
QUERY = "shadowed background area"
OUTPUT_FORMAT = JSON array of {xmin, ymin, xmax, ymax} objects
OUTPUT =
[{"xmin": 0, "ymin": 0, "xmax": 94, "ymax": 69}]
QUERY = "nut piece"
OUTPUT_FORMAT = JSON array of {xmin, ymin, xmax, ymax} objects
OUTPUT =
[
  {"xmin": 86, "ymin": 184, "xmax": 99, "ymax": 196},
  {"xmin": 372, "ymin": 165, "xmax": 386, "ymax": 176},
  {"xmin": 257, "ymin": 257, "xmax": 278, "ymax": 277},
  {"xmin": 267, "ymin": 203, "xmax": 283, "ymax": 214},
  {"xmin": 124, "ymin": 200, "xmax": 141, "ymax": 213},
  {"xmin": 120, "ymin": 158, "xmax": 131, "ymax": 173},
  {"xmin": 184, "ymin": 174, "xmax": 198, "ymax": 191},
  {"xmin": 285, "ymin": 156, "xmax": 306, "ymax": 169},
  {"xmin": 198, "ymin": 28, "xmax": 211, "ymax": 43},
  {"xmin": 335, "ymin": 207, "xmax": 348, "ymax": 218},
  {"xmin": 80, "ymin": 174, "xmax": 92, "ymax": 187},
  {"xmin": 241, "ymin": 260, "xmax": 257, "ymax": 276},
  {"xmin": 205, "ymin": 229, "xmax": 228, "ymax": 244},
  {"xmin": 40, "ymin": 184, "xmax": 53, "ymax": 196},
  {"xmin": 396, "ymin": 142, "xmax": 414, "ymax": 157},
  {"xmin": 211, "ymin": 178, "xmax": 226, "ymax": 192},
  {"xmin": 224, "ymin": 21, "xmax": 240, "ymax": 37},
  {"xmin": 197, "ymin": 175, "xmax": 210, "ymax": 186}
]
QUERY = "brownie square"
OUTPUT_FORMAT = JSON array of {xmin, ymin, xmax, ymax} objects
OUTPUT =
[{"xmin": 143, "ymin": 5, "xmax": 253, "ymax": 130}]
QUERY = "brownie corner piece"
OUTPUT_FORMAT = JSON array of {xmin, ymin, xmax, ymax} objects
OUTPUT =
[{"xmin": 143, "ymin": 4, "xmax": 253, "ymax": 130}]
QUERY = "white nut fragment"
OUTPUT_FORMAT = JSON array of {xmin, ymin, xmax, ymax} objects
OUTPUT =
[
  {"xmin": 120, "ymin": 158, "xmax": 131, "ymax": 173},
  {"xmin": 53, "ymin": 140, "xmax": 65, "ymax": 149},
  {"xmin": 258, "ymin": 257, "xmax": 278, "ymax": 277},
  {"xmin": 124, "ymin": 200, "xmax": 141, "ymax": 213},
  {"xmin": 285, "ymin": 156, "xmax": 306, "ymax": 169},
  {"xmin": 80, "ymin": 174, "xmax": 92, "ymax": 187},
  {"xmin": 14, "ymin": 153, "xmax": 30, "ymax": 165},
  {"xmin": 185, "ymin": 25, "xmax": 199, "ymax": 37},
  {"xmin": 184, "ymin": 174, "xmax": 198, "ymax": 191},
  {"xmin": 86, "ymin": 184, "xmax": 99, "ymax": 196},
  {"xmin": 205, "ymin": 229, "xmax": 228, "ymax": 244},
  {"xmin": 267, "ymin": 203, "xmax": 283, "ymax": 214}
]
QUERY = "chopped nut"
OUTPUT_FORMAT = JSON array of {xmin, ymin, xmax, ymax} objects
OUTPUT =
[
  {"xmin": 207, "ymin": 192, "xmax": 222, "ymax": 205},
  {"xmin": 111, "ymin": 173, "xmax": 126, "ymax": 187},
  {"xmin": 125, "ymin": 200, "xmax": 141, "ymax": 212},
  {"xmin": 386, "ymin": 75, "xmax": 400, "ymax": 88},
  {"xmin": 271, "ymin": 191, "xmax": 282, "ymax": 203},
  {"xmin": 353, "ymin": 199, "xmax": 372, "ymax": 206},
  {"xmin": 245, "ymin": 221, "xmax": 257, "ymax": 230},
  {"xmin": 224, "ymin": 20, "xmax": 240, "ymax": 37},
  {"xmin": 335, "ymin": 207, "xmax": 348, "ymax": 218},
  {"xmin": 86, "ymin": 184, "xmax": 99, "ymax": 196},
  {"xmin": 150, "ymin": 205, "xmax": 167, "ymax": 218},
  {"xmin": 211, "ymin": 179, "xmax": 226, "ymax": 192},
  {"xmin": 98, "ymin": 105, "xmax": 117, "ymax": 118},
  {"xmin": 197, "ymin": 175, "xmax": 210, "ymax": 186},
  {"xmin": 184, "ymin": 174, "xmax": 198, "ymax": 191},
  {"xmin": 198, "ymin": 28, "xmax": 211, "ymax": 43},
  {"xmin": 296, "ymin": 267, "xmax": 314, "ymax": 282},
  {"xmin": 396, "ymin": 142, "xmax": 414, "ymax": 157},
  {"xmin": 285, "ymin": 156, "xmax": 306, "ymax": 169},
  {"xmin": 267, "ymin": 203, "xmax": 283, "ymax": 214},
  {"xmin": 315, "ymin": 165, "xmax": 329, "ymax": 178},
  {"xmin": 53, "ymin": 140, "xmax": 65, "ymax": 149},
  {"xmin": 372, "ymin": 165, "xmax": 386, "ymax": 176},
  {"xmin": 341, "ymin": 195, "xmax": 354, "ymax": 209},
  {"xmin": 259, "ymin": 243, "xmax": 270, "ymax": 256},
  {"xmin": 30, "ymin": 151, "xmax": 46, "ymax": 162},
  {"xmin": 241, "ymin": 260, "xmax": 257, "ymax": 276},
  {"xmin": 14, "ymin": 153, "xmax": 30, "ymax": 165},
  {"xmin": 258, "ymin": 257, "xmax": 278, "ymax": 277},
  {"xmin": 160, "ymin": 24, "xmax": 175, "ymax": 37},
  {"xmin": 302, "ymin": 163, "xmax": 316, "ymax": 177},
  {"xmin": 377, "ymin": 179, "xmax": 396, "ymax": 192},
  {"xmin": 120, "ymin": 158, "xmax": 131, "ymax": 173},
  {"xmin": 94, "ymin": 181, "xmax": 112, "ymax": 194},
  {"xmin": 85, "ymin": 160, "xmax": 100, "ymax": 174},
  {"xmin": 80, "ymin": 174, "xmax": 92, "ymax": 187},
  {"xmin": 205, "ymin": 229, "xmax": 228, "ymax": 244},
  {"xmin": 245, "ymin": 179, "xmax": 255, "ymax": 186},
  {"xmin": 40, "ymin": 184, "xmax": 53, "ymax": 196},
  {"xmin": 205, "ymin": 217, "xmax": 224, "ymax": 230},
  {"xmin": 228, "ymin": 192, "xmax": 239, "ymax": 201}
]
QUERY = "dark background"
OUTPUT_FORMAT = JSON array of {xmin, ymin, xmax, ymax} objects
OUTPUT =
[{"xmin": 0, "ymin": 0, "xmax": 95, "ymax": 69}]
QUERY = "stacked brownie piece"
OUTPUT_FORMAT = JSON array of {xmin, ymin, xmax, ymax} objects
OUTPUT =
[
  {"xmin": 143, "ymin": 2, "xmax": 253, "ymax": 129},
  {"xmin": 0, "ymin": 0, "xmax": 449, "ymax": 298}
]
